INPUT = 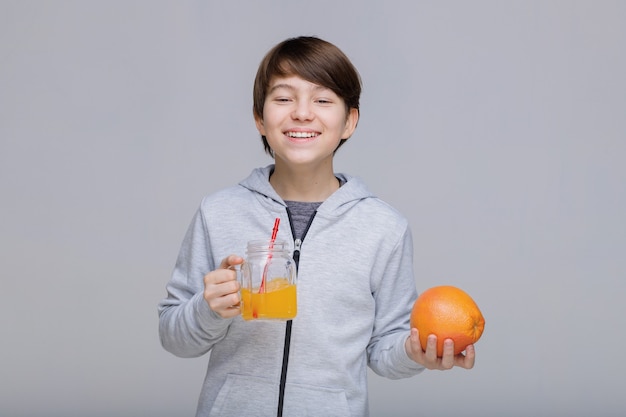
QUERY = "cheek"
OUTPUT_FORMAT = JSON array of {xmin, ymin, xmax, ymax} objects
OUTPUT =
[{"xmin": 260, "ymin": 107, "xmax": 282, "ymax": 128}]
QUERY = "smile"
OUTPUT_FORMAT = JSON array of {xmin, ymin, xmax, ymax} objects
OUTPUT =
[{"xmin": 285, "ymin": 131, "xmax": 319, "ymax": 138}]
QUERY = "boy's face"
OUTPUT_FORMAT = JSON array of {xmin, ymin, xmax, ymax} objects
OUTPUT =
[{"xmin": 255, "ymin": 75, "xmax": 358, "ymax": 167}]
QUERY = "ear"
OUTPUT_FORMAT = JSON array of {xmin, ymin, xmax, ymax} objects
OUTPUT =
[
  {"xmin": 341, "ymin": 108, "xmax": 359, "ymax": 140},
  {"xmin": 254, "ymin": 114, "xmax": 266, "ymax": 136}
]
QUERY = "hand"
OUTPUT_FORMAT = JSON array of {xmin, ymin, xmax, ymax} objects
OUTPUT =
[
  {"xmin": 203, "ymin": 255, "xmax": 244, "ymax": 319},
  {"xmin": 405, "ymin": 328, "xmax": 476, "ymax": 370}
]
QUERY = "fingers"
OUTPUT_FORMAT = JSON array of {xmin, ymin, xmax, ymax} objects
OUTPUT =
[
  {"xmin": 204, "ymin": 255, "xmax": 243, "ymax": 318},
  {"xmin": 439, "ymin": 339, "xmax": 479, "ymax": 370},
  {"xmin": 458, "ymin": 344, "xmax": 476, "ymax": 369},
  {"xmin": 440, "ymin": 339, "xmax": 455, "ymax": 369},
  {"xmin": 423, "ymin": 334, "xmax": 439, "ymax": 365},
  {"xmin": 407, "ymin": 330, "xmax": 477, "ymax": 371},
  {"xmin": 409, "ymin": 328, "xmax": 420, "ymax": 349},
  {"xmin": 405, "ymin": 328, "xmax": 423, "ymax": 362},
  {"xmin": 218, "ymin": 254, "xmax": 244, "ymax": 271},
  {"xmin": 406, "ymin": 329, "xmax": 440, "ymax": 370}
]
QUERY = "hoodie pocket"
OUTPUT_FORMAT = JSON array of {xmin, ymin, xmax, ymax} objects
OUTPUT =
[
  {"xmin": 208, "ymin": 374, "xmax": 278, "ymax": 417},
  {"xmin": 282, "ymin": 382, "xmax": 351, "ymax": 417}
]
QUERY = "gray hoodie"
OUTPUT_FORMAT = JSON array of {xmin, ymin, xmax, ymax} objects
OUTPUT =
[{"xmin": 158, "ymin": 165, "xmax": 424, "ymax": 417}]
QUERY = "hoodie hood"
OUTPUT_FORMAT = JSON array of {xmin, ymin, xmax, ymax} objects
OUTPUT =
[{"xmin": 238, "ymin": 165, "xmax": 376, "ymax": 217}]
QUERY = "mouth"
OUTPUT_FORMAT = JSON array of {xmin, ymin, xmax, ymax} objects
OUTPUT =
[{"xmin": 284, "ymin": 130, "xmax": 320, "ymax": 139}]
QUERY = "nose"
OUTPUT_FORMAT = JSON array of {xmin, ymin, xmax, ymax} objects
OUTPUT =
[{"xmin": 292, "ymin": 100, "xmax": 313, "ymax": 121}]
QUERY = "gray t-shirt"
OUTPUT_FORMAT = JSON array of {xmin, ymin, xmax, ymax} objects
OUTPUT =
[
  {"xmin": 284, "ymin": 201, "xmax": 321, "ymax": 240},
  {"xmin": 285, "ymin": 177, "xmax": 345, "ymax": 240}
]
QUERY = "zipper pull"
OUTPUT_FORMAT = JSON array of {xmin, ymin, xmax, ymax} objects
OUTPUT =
[{"xmin": 293, "ymin": 238, "xmax": 302, "ymax": 266}]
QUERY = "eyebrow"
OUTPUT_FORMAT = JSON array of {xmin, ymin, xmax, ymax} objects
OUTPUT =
[{"xmin": 268, "ymin": 83, "xmax": 329, "ymax": 94}]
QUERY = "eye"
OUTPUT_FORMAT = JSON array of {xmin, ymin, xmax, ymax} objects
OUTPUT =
[{"xmin": 315, "ymin": 98, "xmax": 333, "ymax": 104}]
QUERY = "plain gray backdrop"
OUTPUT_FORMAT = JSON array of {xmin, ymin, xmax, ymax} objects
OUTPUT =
[{"xmin": 1, "ymin": 1, "xmax": 625, "ymax": 416}]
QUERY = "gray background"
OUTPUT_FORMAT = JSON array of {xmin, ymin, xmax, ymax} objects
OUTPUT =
[{"xmin": 2, "ymin": 1, "xmax": 625, "ymax": 416}]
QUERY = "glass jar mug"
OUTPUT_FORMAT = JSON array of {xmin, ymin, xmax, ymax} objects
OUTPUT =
[{"xmin": 239, "ymin": 240, "xmax": 297, "ymax": 320}]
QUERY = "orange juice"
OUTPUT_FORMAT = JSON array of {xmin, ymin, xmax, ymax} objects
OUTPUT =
[{"xmin": 240, "ymin": 278, "xmax": 297, "ymax": 320}]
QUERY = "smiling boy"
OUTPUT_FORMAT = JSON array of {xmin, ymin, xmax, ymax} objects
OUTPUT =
[
  {"xmin": 158, "ymin": 36, "xmax": 475, "ymax": 417},
  {"xmin": 256, "ymin": 74, "xmax": 358, "ymax": 202}
]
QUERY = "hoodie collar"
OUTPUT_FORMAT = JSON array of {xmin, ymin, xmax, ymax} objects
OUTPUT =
[{"xmin": 239, "ymin": 165, "xmax": 375, "ymax": 215}]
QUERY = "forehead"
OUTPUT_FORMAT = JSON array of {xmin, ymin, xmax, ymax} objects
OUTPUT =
[{"xmin": 267, "ymin": 75, "xmax": 334, "ymax": 94}]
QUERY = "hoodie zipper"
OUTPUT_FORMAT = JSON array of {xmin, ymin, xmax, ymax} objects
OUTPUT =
[{"xmin": 276, "ymin": 208, "xmax": 316, "ymax": 417}]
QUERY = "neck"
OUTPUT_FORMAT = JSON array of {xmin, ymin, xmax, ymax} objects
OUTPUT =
[{"xmin": 270, "ymin": 161, "xmax": 339, "ymax": 202}]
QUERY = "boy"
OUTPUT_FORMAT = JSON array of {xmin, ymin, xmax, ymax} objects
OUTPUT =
[{"xmin": 158, "ymin": 36, "xmax": 475, "ymax": 417}]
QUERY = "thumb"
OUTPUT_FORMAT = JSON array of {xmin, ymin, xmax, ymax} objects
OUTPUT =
[{"xmin": 219, "ymin": 254, "xmax": 244, "ymax": 269}]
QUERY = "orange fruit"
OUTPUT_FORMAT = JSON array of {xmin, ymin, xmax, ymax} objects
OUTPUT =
[{"xmin": 410, "ymin": 285, "xmax": 485, "ymax": 356}]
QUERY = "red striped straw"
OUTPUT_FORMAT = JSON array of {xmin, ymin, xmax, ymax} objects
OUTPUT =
[{"xmin": 258, "ymin": 217, "xmax": 280, "ymax": 294}]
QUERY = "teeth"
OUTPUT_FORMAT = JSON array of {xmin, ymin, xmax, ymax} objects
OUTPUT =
[{"xmin": 286, "ymin": 131, "xmax": 318, "ymax": 138}]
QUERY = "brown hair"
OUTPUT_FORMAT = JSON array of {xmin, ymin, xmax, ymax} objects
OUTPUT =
[{"xmin": 253, "ymin": 36, "xmax": 362, "ymax": 156}]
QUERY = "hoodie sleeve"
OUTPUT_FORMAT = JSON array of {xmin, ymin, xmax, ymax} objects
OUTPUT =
[
  {"xmin": 158, "ymin": 207, "xmax": 234, "ymax": 358},
  {"xmin": 366, "ymin": 226, "xmax": 425, "ymax": 378}
]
